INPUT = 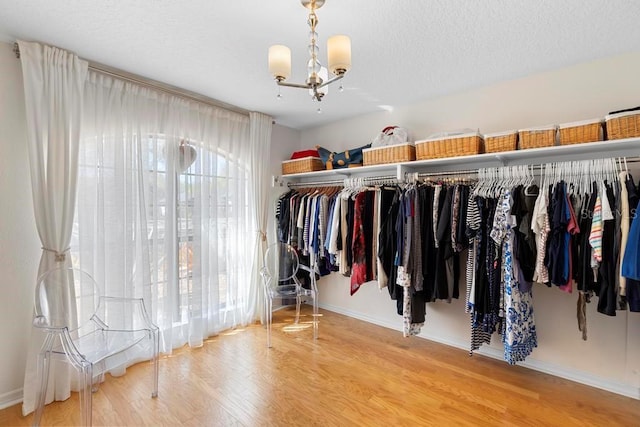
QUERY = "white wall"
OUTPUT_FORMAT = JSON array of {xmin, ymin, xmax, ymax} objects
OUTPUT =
[
  {"xmin": 0, "ymin": 41, "xmax": 41, "ymax": 408},
  {"xmin": 300, "ymin": 52, "xmax": 640, "ymax": 147},
  {"xmin": 268, "ymin": 124, "xmax": 301, "ymax": 218},
  {"xmin": 289, "ymin": 52, "xmax": 640, "ymax": 398},
  {"xmin": 269, "ymin": 124, "xmax": 301, "ymax": 178}
]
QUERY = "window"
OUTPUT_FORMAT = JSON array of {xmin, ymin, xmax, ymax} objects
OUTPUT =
[
  {"xmin": 72, "ymin": 132, "xmax": 251, "ymax": 338},
  {"xmin": 140, "ymin": 136, "xmax": 250, "ymax": 328}
]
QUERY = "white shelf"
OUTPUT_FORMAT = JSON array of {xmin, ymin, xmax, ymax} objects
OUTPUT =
[{"xmin": 278, "ymin": 137, "xmax": 640, "ymax": 183}]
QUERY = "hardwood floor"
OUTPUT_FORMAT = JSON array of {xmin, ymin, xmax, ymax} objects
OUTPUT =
[{"xmin": 2, "ymin": 306, "xmax": 638, "ymax": 426}]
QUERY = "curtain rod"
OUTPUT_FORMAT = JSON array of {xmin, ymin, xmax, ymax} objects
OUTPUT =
[{"xmin": 13, "ymin": 42, "xmax": 252, "ymax": 117}]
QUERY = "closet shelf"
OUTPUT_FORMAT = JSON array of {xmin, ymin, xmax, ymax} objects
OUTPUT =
[{"xmin": 278, "ymin": 137, "xmax": 640, "ymax": 183}]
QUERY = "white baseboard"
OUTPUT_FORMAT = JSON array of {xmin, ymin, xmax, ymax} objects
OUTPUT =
[
  {"xmin": 0, "ymin": 388, "xmax": 22, "ymax": 410},
  {"xmin": 319, "ymin": 302, "xmax": 640, "ymax": 400}
]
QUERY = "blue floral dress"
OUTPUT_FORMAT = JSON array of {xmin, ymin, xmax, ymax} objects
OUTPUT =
[{"xmin": 491, "ymin": 190, "xmax": 538, "ymax": 364}]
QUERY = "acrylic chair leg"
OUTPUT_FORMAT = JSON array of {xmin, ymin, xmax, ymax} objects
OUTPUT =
[
  {"xmin": 312, "ymin": 294, "xmax": 319, "ymax": 340},
  {"xmin": 294, "ymin": 296, "xmax": 302, "ymax": 324},
  {"xmin": 266, "ymin": 297, "xmax": 273, "ymax": 348},
  {"xmin": 32, "ymin": 333, "xmax": 55, "ymax": 427},
  {"xmin": 79, "ymin": 364, "xmax": 93, "ymax": 427},
  {"xmin": 151, "ymin": 328, "xmax": 159, "ymax": 398},
  {"xmin": 92, "ymin": 361, "xmax": 105, "ymax": 393}
]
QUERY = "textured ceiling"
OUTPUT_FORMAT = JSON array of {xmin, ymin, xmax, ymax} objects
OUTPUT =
[{"xmin": 0, "ymin": 1, "xmax": 639, "ymax": 130}]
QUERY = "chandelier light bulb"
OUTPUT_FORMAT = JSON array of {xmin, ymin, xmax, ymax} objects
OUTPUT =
[
  {"xmin": 327, "ymin": 35, "xmax": 351, "ymax": 75},
  {"xmin": 268, "ymin": 45, "xmax": 291, "ymax": 81}
]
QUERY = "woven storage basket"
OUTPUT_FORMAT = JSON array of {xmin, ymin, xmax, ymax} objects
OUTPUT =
[
  {"xmin": 363, "ymin": 143, "xmax": 415, "ymax": 166},
  {"xmin": 483, "ymin": 130, "xmax": 518, "ymax": 153},
  {"xmin": 605, "ymin": 111, "xmax": 640, "ymax": 140},
  {"xmin": 281, "ymin": 157, "xmax": 324, "ymax": 175},
  {"xmin": 415, "ymin": 132, "xmax": 484, "ymax": 160},
  {"xmin": 518, "ymin": 126, "xmax": 557, "ymax": 149},
  {"xmin": 558, "ymin": 119, "xmax": 603, "ymax": 145}
]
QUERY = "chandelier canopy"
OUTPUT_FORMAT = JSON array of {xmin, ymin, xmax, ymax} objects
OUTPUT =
[{"xmin": 268, "ymin": 0, "xmax": 351, "ymax": 102}]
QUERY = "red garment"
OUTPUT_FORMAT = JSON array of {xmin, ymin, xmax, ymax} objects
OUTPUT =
[
  {"xmin": 290, "ymin": 149, "xmax": 319, "ymax": 160},
  {"xmin": 351, "ymin": 192, "xmax": 368, "ymax": 295}
]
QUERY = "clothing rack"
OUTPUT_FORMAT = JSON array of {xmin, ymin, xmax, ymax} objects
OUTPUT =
[
  {"xmin": 287, "ymin": 175, "xmax": 399, "ymax": 188},
  {"xmin": 410, "ymin": 169, "xmax": 480, "ymax": 183},
  {"xmin": 284, "ymin": 157, "xmax": 640, "ymax": 189}
]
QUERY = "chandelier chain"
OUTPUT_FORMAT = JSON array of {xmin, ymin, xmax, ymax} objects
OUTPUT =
[{"xmin": 308, "ymin": 10, "xmax": 318, "ymax": 79}]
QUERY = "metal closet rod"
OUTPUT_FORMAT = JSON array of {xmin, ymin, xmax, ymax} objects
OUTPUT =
[
  {"xmin": 477, "ymin": 158, "xmax": 640, "ymax": 173},
  {"xmin": 286, "ymin": 157, "xmax": 640, "ymax": 189},
  {"xmin": 286, "ymin": 170, "xmax": 478, "ymax": 188},
  {"xmin": 13, "ymin": 42, "xmax": 252, "ymax": 117},
  {"xmin": 288, "ymin": 175, "xmax": 399, "ymax": 188},
  {"xmin": 415, "ymin": 169, "xmax": 479, "ymax": 178}
]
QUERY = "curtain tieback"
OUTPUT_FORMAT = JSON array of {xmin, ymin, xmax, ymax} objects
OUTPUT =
[
  {"xmin": 256, "ymin": 230, "xmax": 267, "ymax": 242},
  {"xmin": 42, "ymin": 247, "xmax": 70, "ymax": 262}
]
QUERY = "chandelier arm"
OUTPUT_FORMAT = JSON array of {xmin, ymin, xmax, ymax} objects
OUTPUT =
[
  {"xmin": 276, "ymin": 81, "xmax": 312, "ymax": 89},
  {"xmin": 316, "ymin": 73, "xmax": 344, "ymax": 89}
]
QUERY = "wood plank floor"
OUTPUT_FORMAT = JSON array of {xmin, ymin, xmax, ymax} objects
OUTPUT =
[{"xmin": 1, "ymin": 306, "xmax": 639, "ymax": 426}]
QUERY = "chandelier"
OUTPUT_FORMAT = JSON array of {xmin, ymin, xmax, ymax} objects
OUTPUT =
[{"xmin": 268, "ymin": 0, "xmax": 351, "ymax": 102}]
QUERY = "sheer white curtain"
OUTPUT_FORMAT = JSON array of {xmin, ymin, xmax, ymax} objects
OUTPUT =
[
  {"xmin": 18, "ymin": 40, "xmax": 89, "ymax": 415},
  {"xmin": 247, "ymin": 112, "xmax": 273, "ymax": 323},
  {"xmin": 75, "ymin": 72, "xmax": 253, "ymax": 352}
]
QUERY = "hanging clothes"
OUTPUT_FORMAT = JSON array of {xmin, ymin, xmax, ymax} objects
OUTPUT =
[
  {"xmin": 547, "ymin": 181, "xmax": 570, "ymax": 287},
  {"xmin": 510, "ymin": 184, "xmax": 539, "ymax": 289},
  {"xmin": 491, "ymin": 189, "xmax": 538, "ymax": 364},
  {"xmin": 622, "ymin": 174, "xmax": 640, "ymax": 312},
  {"xmin": 434, "ymin": 186, "xmax": 455, "ymax": 301},
  {"xmin": 597, "ymin": 182, "xmax": 618, "ymax": 316},
  {"xmin": 531, "ymin": 184, "xmax": 551, "ymax": 285},
  {"xmin": 466, "ymin": 192, "xmax": 493, "ymax": 353},
  {"xmin": 350, "ymin": 190, "xmax": 375, "ymax": 294},
  {"xmin": 276, "ymin": 156, "xmax": 636, "ymax": 360}
]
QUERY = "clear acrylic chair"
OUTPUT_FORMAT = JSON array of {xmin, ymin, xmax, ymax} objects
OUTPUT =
[
  {"xmin": 260, "ymin": 242, "xmax": 318, "ymax": 347},
  {"xmin": 32, "ymin": 267, "xmax": 159, "ymax": 426}
]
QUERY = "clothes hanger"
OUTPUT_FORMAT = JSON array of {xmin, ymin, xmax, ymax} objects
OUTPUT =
[
  {"xmin": 524, "ymin": 164, "xmax": 538, "ymax": 196},
  {"xmin": 486, "ymin": 168, "xmax": 495, "ymax": 198},
  {"xmin": 543, "ymin": 163, "xmax": 550, "ymax": 196},
  {"xmin": 490, "ymin": 167, "xmax": 499, "ymax": 197},
  {"xmin": 473, "ymin": 169, "xmax": 484, "ymax": 197},
  {"xmin": 482, "ymin": 168, "xmax": 490, "ymax": 196},
  {"xmin": 516, "ymin": 165, "xmax": 525, "ymax": 189}
]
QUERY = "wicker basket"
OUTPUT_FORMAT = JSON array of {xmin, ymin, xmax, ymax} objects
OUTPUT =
[
  {"xmin": 415, "ymin": 132, "xmax": 484, "ymax": 160},
  {"xmin": 483, "ymin": 130, "xmax": 518, "ymax": 153},
  {"xmin": 558, "ymin": 119, "xmax": 603, "ymax": 145},
  {"xmin": 518, "ymin": 126, "xmax": 557, "ymax": 149},
  {"xmin": 281, "ymin": 157, "xmax": 324, "ymax": 175},
  {"xmin": 363, "ymin": 143, "xmax": 415, "ymax": 166},
  {"xmin": 605, "ymin": 111, "xmax": 640, "ymax": 140}
]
